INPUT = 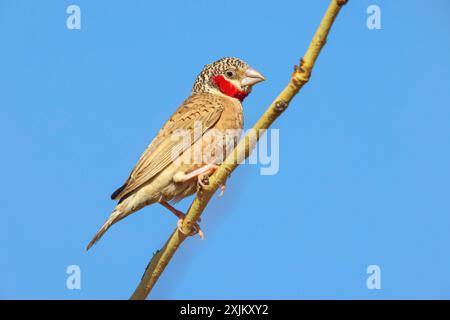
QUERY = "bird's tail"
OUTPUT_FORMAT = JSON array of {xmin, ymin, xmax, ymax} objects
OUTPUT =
[{"xmin": 86, "ymin": 210, "xmax": 124, "ymax": 251}]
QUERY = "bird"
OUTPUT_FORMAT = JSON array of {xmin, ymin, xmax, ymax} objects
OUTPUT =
[{"xmin": 86, "ymin": 57, "xmax": 265, "ymax": 250}]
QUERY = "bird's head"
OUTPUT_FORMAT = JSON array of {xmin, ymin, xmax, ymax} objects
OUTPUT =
[{"xmin": 192, "ymin": 57, "xmax": 265, "ymax": 102}]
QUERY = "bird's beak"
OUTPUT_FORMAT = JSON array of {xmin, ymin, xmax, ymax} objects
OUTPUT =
[{"xmin": 241, "ymin": 68, "xmax": 265, "ymax": 87}]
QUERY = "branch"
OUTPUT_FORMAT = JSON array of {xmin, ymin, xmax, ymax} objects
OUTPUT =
[{"xmin": 130, "ymin": 0, "xmax": 348, "ymax": 300}]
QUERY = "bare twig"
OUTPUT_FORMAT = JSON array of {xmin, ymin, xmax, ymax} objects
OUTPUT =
[{"xmin": 130, "ymin": 0, "xmax": 348, "ymax": 300}]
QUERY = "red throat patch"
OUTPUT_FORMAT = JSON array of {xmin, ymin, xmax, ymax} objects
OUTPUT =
[{"xmin": 211, "ymin": 75, "xmax": 250, "ymax": 102}]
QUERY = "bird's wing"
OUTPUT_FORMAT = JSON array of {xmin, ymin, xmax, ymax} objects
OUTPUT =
[{"xmin": 111, "ymin": 93, "xmax": 224, "ymax": 200}]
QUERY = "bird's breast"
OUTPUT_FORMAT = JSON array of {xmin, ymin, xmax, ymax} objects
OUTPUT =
[
  {"xmin": 202, "ymin": 97, "xmax": 244, "ymax": 164},
  {"xmin": 215, "ymin": 97, "xmax": 244, "ymax": 131}
]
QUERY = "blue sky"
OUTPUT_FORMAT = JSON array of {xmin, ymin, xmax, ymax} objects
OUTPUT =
[{"xmin": 1, "ymin": 0, "xmax": 450, "ymax": 299}]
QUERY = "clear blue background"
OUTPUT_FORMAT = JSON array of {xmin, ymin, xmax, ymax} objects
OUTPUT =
[{"xmin": 1, "ymin": 0, "xmax": 449, "ymax": 299}]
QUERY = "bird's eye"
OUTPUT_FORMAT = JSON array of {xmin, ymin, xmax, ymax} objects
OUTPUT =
[{"xmin": 225, "ymin": 70, "xmax": 235, "ymax": 78}]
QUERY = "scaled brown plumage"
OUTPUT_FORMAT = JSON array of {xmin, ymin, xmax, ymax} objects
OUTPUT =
[{"xmin": 87, "ymin": 57, "xmax": 265, "ymax": 250}]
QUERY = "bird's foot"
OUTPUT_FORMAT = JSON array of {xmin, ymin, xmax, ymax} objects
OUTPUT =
[
  {"xmin": 197, "ymin": 164, "xmax": 218, "ymax": 189},
  {"xmin": 160, "ymin": 201, "xmax": 204, "ymax": 239},
  {"xmin": 218, "ymin": 183, "xmax": 226, "ymax": 197},
  {"xmin": 173, "ymin": 164, "xmax": 219, "ymax": 188},
  {"xmin": 177, "ymin": 218, "xmax": 204, "ymax": 240},
  {"xmin": 197, "ymin": 174, "xmax": 210, "ymax": 188},
  {"xmin": 196, "ymin": 168, "xmax": 226, "ymax": 195}
]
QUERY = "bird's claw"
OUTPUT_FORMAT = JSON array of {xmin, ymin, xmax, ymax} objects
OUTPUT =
[
  {"xmin": 177, "ymin": 218, "xmax": 204, "ymax": 240},
  {"xmin": 218, "ymin": 184, "xmax": 226, "ymax": 197},
  {"xmin": 197, "ymin": 174, "xmax": 210, "ymax": 189}
]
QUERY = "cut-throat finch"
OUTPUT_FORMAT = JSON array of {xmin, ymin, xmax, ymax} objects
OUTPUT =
[{"xmin": 87, "ymin": 57, "xmax": 265, "ymax": 250}]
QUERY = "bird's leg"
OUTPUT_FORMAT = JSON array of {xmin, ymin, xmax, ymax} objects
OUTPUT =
[
  {"xmin": 160, "ymin": 201, "xmax": 204, "ymax": 240},
  {"xmin": 173, "ymin": 164, "xmax": 219, "ymax": 188},
  {"xmin": 174, "ymin": 164, "xmax": 228, "ymax": 196}
]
